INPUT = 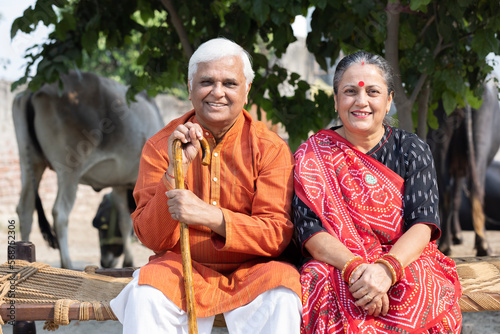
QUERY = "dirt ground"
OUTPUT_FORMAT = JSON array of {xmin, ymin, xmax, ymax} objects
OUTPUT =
[{"xmin": 1, "ymin": 206, "xmax": 500, "ymax": 333}]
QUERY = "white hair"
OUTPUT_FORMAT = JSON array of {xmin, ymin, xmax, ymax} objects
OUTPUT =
[{"xmin": 188, "ymin": 38, "xmax": 255, "ymax": 88}]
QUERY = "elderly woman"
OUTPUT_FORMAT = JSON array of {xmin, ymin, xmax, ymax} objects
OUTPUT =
[{"xmin": 293, "ymin": 51, "xmax": 462, "ymax": 333}]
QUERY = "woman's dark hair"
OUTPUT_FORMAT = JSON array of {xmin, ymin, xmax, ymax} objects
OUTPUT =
[{"xmin": 333, "ymin": 51, "xmax": 395, "ymax": 98}]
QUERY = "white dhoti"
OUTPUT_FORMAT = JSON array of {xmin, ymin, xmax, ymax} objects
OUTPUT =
[{"xmin": 110, "ymin": 269, "xmax": 302, "ymax": 334}]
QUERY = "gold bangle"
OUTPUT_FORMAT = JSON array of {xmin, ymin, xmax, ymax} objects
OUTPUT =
[
  {"xmin": 383, "ymin": 253, "xmax": 404, "ymax": 271},
  {"xmin": 348, "ymin": 265, "xmax": 363, "ymax": 286},
  {"xmin": 382, "ymin": 253, "xmax": 405, "ymax": 281},
  {"xmin": 341, "ymin": 255, "xmax": 363, "ymax": 282}
]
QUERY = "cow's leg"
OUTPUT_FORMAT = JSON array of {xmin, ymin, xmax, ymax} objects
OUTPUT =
[
  {"xmin": 470, "ymin": 159, "xmax": 490, "ymax": 256},
  {"xmin": 17, "ymin": 151, "xmax": 47, "ymax": 242},
  {"xmin": 451, "ymin": 177, "xmax": 464, "ymax": 245},
  {"xmin": 52, "ymin": 178, "xmax": 79, "ymax": 268},
  {"xmin": 439, "ymin": 216, "xmax": 453, "ymax": 256},
  {"xmin": 112, "ymin": 187, "xmax": 134, "ymax": 268},
  {"xmin": 472, "ymin": 195, "xmax": 491, "ymax": 256},
  {"xmin": 437, "ymin": 191, "xmax": 453, "ymax": 256}
]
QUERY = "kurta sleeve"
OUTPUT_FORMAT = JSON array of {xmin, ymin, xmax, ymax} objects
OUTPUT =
[
  {"xmin": 212, "ymin": 135, "xmax": 295, "ymax": 258},
  {"xmin": 132, "ymin": 135, "xmax": 181, "ymax": 253}
]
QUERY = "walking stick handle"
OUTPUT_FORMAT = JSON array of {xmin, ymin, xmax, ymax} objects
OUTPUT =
[{"xmin": 172, "ymin": 137, "xmax": 211, "ymax": 334}]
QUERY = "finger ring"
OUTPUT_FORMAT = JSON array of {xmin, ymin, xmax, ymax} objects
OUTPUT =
[{"xmin": 365, "ymin": 294, "xmax": 372, "ymax": 300}]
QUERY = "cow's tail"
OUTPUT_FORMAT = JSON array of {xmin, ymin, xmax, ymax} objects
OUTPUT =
[{"xmin": 34, "ymin": 191, "xmax": 59, "ymax": 249}]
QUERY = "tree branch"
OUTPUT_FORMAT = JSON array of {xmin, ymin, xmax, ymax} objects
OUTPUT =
[
  {"xmin": 160, "ymin": 0, "xmax": 193, "ymax": 59},
  {"xmin": 418, "ymin": 14, "xmax": 435, "ymax": 40},
  {"xmin": 416, "ymin": 81, "xmax": 430, "ymax": 140},
  {"xmin": 409, "ymin": 73, "xmax": 428, "ymax": 105}
]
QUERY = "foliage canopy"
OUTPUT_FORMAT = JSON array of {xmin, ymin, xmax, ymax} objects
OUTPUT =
[{"xmin": 11, "ymin": 0, "xmax": 500, "ymax": 149}]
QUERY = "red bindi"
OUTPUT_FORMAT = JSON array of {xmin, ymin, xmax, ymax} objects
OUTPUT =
[
  {"xmin": 361, "ymin": 61, "xmax": 365, "ymax": 65},
  {"xmin": 358, "ymin": 81, "xmax": 365, "ymax": 87}
]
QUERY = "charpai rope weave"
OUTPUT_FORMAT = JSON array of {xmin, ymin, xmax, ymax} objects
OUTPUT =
[
  {"xmin": 0, "ymin": 260, "xmax": 130, "ymax": 333},
  {"xmin": 455, "ymin": 257, "xmax": 500, "ymax": 312},
  {"xmin": 1, "ymin": 257, "xmax": 500, "ymax": 332}
]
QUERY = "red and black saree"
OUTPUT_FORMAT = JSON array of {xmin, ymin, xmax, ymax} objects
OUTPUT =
[{"xmin": 294, "ymin": 129, "xmax": 462, "ymax": 333}]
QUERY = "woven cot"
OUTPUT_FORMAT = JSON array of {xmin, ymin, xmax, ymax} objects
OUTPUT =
[
  {"xmin": 454, "ymin": 256, "xmax": 500, "ymax": 312},
  {"xmin": 0, "ymin": 260, "xmax": 129, "ymax": 333},
  {"xmin": 1, "ymin": 257, "xmax": 500, "ymax": 332}
]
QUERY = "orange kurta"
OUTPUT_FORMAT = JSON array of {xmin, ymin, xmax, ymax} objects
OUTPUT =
[{"xmin": 132, "ymin": 109, "xmax": 301, "ymax": 317}]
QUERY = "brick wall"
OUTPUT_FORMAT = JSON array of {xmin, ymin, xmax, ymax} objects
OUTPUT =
[{"xmin": 0, "ymin": 80, "xmax": 25, "ymax": 228}]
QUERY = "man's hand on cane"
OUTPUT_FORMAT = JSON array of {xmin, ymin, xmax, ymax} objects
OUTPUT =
[
  {"xmin": 166, "ymin": 122, "xmax": 204, "ymax": 178},
  {"xmin": 165, "ymin": 123, "xmax": 225, "ymax": 236}
]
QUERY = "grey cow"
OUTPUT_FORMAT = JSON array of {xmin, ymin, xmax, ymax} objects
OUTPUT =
[{"xmin": 12, "ymin": 72, "xmax": 163, "ymax": 268}]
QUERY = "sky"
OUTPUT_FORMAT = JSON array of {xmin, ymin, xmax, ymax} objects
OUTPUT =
[
  {"xmin": 0, "ymin": 0, "xmax": 51, "ymax": 82},
  {"xmin": 1, "ymin": 1, "xmax": 499, "ymax": 83}
]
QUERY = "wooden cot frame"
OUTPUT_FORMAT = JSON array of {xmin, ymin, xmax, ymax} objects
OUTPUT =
[
  {"xmin": 0, "ymin": 242, "xmax": 225, "ymax": 333},
  {"xmin": 1, "ymin": 241, "xmax": 499, "ymax": 333}
]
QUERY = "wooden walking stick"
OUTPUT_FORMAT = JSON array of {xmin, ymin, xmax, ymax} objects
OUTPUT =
[{"xmin": 173, "ymin": 137, "xmax": 211, "ymax": 334}]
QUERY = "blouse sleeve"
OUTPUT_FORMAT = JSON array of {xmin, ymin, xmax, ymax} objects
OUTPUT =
[
  {"xmin": 402, "ymin": 137, "xmax": 441, "ymax": 241},
  {"xmin": 292, "ymin": 194, "xmax": 328, "ymax": 257}
]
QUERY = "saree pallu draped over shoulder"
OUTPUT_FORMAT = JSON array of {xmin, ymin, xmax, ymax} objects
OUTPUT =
[{"xmin": 294, "ymin": 129, "xmax": 462, "ymax": 334}]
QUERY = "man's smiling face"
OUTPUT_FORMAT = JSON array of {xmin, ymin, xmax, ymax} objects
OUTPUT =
[{"xmin": 189, "ymin": 55, "xmax": 250, "ymax": 139}]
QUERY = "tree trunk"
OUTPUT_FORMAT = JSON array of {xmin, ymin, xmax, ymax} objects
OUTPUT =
[
  {"xmin": 385, "ymin": 0, "xmax": 413, "ymax": 132},
  {"xmin": 160, "ymin": 0, "xmax": 194, "ymax": 59},
  {"xmin": 416, "ymin": 81, "xmax": 430, "ymax": 140}
]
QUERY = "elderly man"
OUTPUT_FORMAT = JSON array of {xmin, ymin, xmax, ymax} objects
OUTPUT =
[{"xmin": 110, "ymin": 38, "xmax": 301, "ymax": 333}]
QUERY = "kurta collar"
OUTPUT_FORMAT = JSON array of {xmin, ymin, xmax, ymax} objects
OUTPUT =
[{"xmin": 192, "ymin": 110, "xmax": 246, "ymax": 146}]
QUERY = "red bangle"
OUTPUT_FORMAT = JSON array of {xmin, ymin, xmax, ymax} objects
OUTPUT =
[
  {"xmin": 375, "ymin": 253, "xmax": 404, "ymax": 285},
  {"xmin": 341, "ymin": 256, "xmax": 366, "ymax": 285},
  {"xmin": 383, "ymin": 253, "xmax": 404, "ymax": 281}
]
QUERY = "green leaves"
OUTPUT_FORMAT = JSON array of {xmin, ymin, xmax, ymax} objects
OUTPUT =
[
  {"xmin": 81, "ymin": 29, "xmax": 98, "ymax": 53},
  {"xmin": 442, "ymin": 91, "xmax": 457, "ymax": 115},
  {"xmin": 9, "ymin": 0, "xmax": 500, "ymax": 145},
  {"xmin": 252, "ymin": 1, "xmax": 270, "ymax": 24},
  {"xmin": 11, "ymin": 0, "xmax": 62, "ymax": 38},
  {"xmin": 465, "ymin": 86, "xmax": 483, "ymax": 110},
  {"xmin": 471, "ymin": 30, "xmax": 500, "ymax": 59},
  {"xmin": 248, "ymin": 62, "xmax": 336, "ymax": 150},
  {"xmin": 410, "ymin": 0, "xmax": 432, "ymax": 12}
]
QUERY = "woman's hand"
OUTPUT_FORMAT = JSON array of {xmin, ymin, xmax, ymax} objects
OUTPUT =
[
  {"xmin": 166, "ymin": 122, "xmax": 205, "ymax": 177},
  {"xmin": 349, "ymin": 263, "xmax": 392, "ymax": 317}
]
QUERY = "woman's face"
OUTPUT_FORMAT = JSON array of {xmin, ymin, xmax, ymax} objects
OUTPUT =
[{"xmin": 334, "ymin": 63, "xmax": 393, "ymax": 138}]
